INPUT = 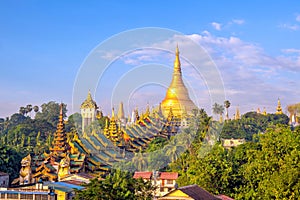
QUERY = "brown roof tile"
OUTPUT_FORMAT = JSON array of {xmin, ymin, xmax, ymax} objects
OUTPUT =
[{"xmin": 178, "ymin": 184, "xmax": 220, "ymax": 200}]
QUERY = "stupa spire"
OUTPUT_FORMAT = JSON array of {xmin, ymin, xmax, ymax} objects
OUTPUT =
[
  {"xmin": 50, "ymin": 103, "xmax": 68, "ymax": 155},
  {"xmin": 161, "ymin": 45, "xmax": 197, "ymax": 117},
  {"xmin": 174, "ymin": 44, "xmax": 181, "ymax": 73},
  {"xmin": 117, "ymin": 102, "xmax": 125, "ymax": 119},
  {"xmin": 111, "ymin": 107, "xmax": 116, "ymax": 120},
  {"xmin": 276, "ymin": 98, "xmax": 283, "ymax": 114}
]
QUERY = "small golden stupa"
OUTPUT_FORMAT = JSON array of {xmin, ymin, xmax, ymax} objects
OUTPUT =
[
  {"xmin": 276, "ymin": 98, "xmax": 283, "ymax": 114},
  {"xmin": 161, "ymin": 45, "xmax": 197, "ymax": 117}
]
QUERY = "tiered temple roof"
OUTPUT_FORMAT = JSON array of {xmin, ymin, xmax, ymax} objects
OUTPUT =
[{"xmin": 50, "ymin": 104, "xmax": 69, "ymax": 156}]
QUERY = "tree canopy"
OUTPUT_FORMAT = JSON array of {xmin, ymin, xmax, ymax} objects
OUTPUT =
[{"xmin": 75, "ymin": 169, "xmax": 156, "ymax": 200}]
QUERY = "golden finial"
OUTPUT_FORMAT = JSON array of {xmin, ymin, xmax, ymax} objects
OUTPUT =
[
  {"xmin": 176, "ymin": 43, "xmax": 179, "ymax": 55},
  {"xmin": 111, "ymin": 107, "xmax": 115, "ymax": 120},
  {"xmin": 174, "ymin": 44, "xmax": 181, "ymax": 72}
]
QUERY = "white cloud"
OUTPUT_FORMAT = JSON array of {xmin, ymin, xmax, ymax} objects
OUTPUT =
[
  {"xmin": 232, "ymin": 19, "xmax": 245, "ymax": 25},
  {"xmin": 282, "ymin": 48, "xmax": 300, "ymax": 54},
  {"xmin": 296, "ymin": 14, "xmax": 300, "ymax": 22},
  {"xmin": 211, "ymin": 22, "xmax": 222, "ymax": 30},
  {"xmin": 105, "ymin": 32, "xmax": 300, "ymax": 115},
  {"xmin": 280, "ymin": 24, "xmax": 299, "ymax": 31}
]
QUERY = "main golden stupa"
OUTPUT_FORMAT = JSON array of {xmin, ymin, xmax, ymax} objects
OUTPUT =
[{"xmin": 161, "ymin": 45, "xmax": 198, "ymax": 117}]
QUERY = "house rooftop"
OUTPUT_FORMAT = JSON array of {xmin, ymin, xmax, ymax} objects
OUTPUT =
[
  {"xmin": 133, "ymin": 172, "xmax": 152, "ymax": 179},
  {"xmin": 159, "ymin": 172, "xmax": 178, "ymax": 180},
  {"xmin": 178, "ymin": 184, "xmax": 220, "ymax": 200}
]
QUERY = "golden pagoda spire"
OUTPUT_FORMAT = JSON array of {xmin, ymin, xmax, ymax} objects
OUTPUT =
[
  {"xmin": 50, "ymin": 103, "xmax": 68, "ymax": 155},
  {"xmin": 161, "ymin": 45, "xmax": 197, "ymax": 117},
  {"xmin": 117, "ymin": 102, "xmax": 125, "ymax": 119},
  {"xmin": 135, "ymin": 108, "xmax": 140, "ymax": 122},
  {"xmin": 257, "ymin": 108, "xmax": 261, "ymax": 114},
  {"xmin": 174, "ymin": 44, "xmax": 181, "ymax": 73},
  {"xmin": 103, "ymin": 118, "xmax": 109, "ymax": 137},
  {"xmin": 262, "ymin": 107, "xmax": 267, "ymax": 115},
  {"xmin": 276, "ymin": 98, "xmax": 283, "ymax": 114},
  {"xmin": 111, "ymin": 107, "xmax": 116, "ymax": 120},
  {"xmin": 145, "ymin": 103, "xmax": 150, "ymax": 117},
  {"xmin": 235, "ymin": 106, "xmax": 240, "ymax": 120}
]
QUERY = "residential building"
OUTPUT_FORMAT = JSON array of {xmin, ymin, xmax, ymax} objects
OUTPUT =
[{"xmin": 133, "ymin": 171, "xmax": 178, "ymax": 197}]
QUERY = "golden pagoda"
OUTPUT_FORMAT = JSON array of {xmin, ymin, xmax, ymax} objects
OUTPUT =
[
  {"xmin": 161, "ymin": 45, "xmax": 197, "ymax": 117},
  {"xmin": 50, "ymin": 103, "xmax": 68, "ymax": 155},
  {"xmin": 235, "ymin": 107, "xmax": 240, "ymax": 120},
  {"xmin": 276, "ymin": 98, "xmax": 283, "ymax": 114},
  {"xmin": 117, "ymin": 102, "xmax": 125, "ymax": 119},
  {"xmin": 262, "ymin": 107, "xmax": 267, "ymax": 115}
]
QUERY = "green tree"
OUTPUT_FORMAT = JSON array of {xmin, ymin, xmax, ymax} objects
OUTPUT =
[
  {"xmin": 235, "ymin": 125, "xmax": 300, "ymax": 199},
  {"xmin": 146, "ymin": 137, "xmax": 167, "ymax": 153},
  {"xmin": 25, "ymin": 104, "xmax": 32, "ymax": 117},
  {"xmin": 132, "ymin": 152, "xmax": 148, "ymax": 171},
  {"xmin": 35, "ymin": 101, "xmax": 67, "ymax": 127},
  {"xmin": 75, "ymin": 169, "xmax": 155, "ymax": 200},
  {"xmin": 19, "ymin": 107, "xmax": 26, "ymax": 115},
  {"xmin": 33, "ymin": 105, "xmax": 39, "ymax": 113},
  {"xmin": 65, "ymin": 112, "xmax": 82, "ymax": 133},
  {"xmin": 0, "ymin": 145, "xmax": 23, "ymax": 182},
  {"xmin": 212, "ymin": 103, "xmax": 224, "ymax": 122}
]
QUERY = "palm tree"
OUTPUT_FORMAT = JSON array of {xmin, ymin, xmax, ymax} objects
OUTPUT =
[
  {"xmin": 224, "ymin": 100, "xmax": 231, "ymax": 120},
  {"xmin": 164, "ymin": 139, "xmax": 185, "ymax": 163},
  {"xmin": 132, "ymin": 152, "xmax": 148, "ymax": 171},
  {"xmin": 25, "ymin": 104, "xmax": 32, "ymax": 117},
  {"xmin": 19, "ymin": 107, "xmax": 26, "ymax": 115},
  {"xmin": 212, "ymin": 103, "xmax": 224, "ymax": 122},
  {"xmin": 33, "ymin": 105, "xmax": 39, "ymax": 113}
]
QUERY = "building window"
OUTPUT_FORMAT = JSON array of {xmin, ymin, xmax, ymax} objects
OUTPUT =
[
  {"xmin": 20, "ymin": 194, "xmax": 33, "ymax": 199},
  {"xmin": 160, "ymin": 187, "xmax": 164, "ymax": 192},
  {"xmin": 166, "ymin": 180, "xmax": 173, "ymax": 184},
  {"xmin": 0, "ymin": 193, "xmax": 5, "ymax": 199},
  {"xmin": 7, "ymin": 193, "xmax": 18, "ymax": 199},
  {"xmin": 36, "ymin": 194, "xmax": 48, "ymax": 200}
]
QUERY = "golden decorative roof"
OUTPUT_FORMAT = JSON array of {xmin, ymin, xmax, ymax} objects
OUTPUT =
[{"xmin": 81, "ymin": 90, "xmax": 97, "ymax": 109}]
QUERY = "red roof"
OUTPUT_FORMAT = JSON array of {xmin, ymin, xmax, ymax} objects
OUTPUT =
[
  {"xmin": 133, "ymin": 172, "xmax": 152, "ymax": 179},
  {"xmin": 159, "ymin": 172, "xmax": 178, "ymax": 180}
]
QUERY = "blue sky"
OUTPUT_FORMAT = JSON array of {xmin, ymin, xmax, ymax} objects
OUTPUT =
[{"xmin": 1, "ymin": 1, "xmax": 300, "ymax": 118}]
